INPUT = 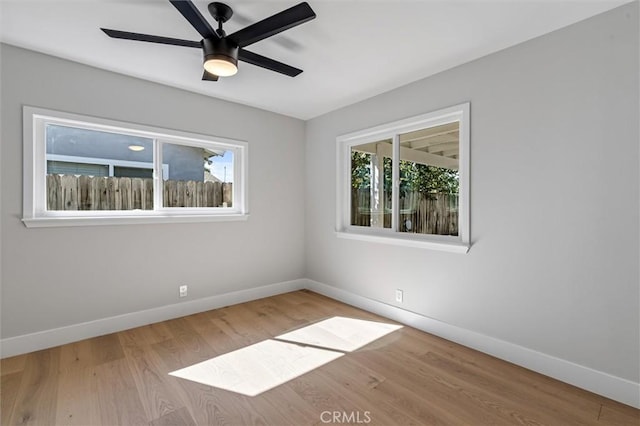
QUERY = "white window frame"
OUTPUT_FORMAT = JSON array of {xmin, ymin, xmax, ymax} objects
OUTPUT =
[
  {"xmin": 336, "ymin": 103, "xmax": 470, "ymax": 253},
  {"xmin": 23, "ymin": 106, "xmax": 249, "ymax": 228}
]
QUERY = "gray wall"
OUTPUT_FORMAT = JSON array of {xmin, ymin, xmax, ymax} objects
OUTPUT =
[
  {"xmin": 305, "ymin": 3, "xmax": 639, "ymax": 383},
  {"xmin": 0, "ymin": 43, "xmax": 306, "ymax": 338}
]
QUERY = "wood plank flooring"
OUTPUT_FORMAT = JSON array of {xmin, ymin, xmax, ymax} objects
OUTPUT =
[{"xmin": 1, "ymin": 290, "xmax": 638, "ymax": 425}]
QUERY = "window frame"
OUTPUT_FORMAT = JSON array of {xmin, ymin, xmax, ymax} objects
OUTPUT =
[
  {"xmin": 23, "ymin": 106, "xmax": 249, "ymax": 227},
  {"xmin": 336, "ymin": 103, "xmax": 470, "ymax": 253}
]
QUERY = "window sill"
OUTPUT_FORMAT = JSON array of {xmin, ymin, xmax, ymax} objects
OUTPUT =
[
  {"xmin": 22, "ymin": 213, "xmax": 249, "ymax": 228},
  {"xmin": 336, "ymin": 230, "xmax": 469, "ymax": 253}
]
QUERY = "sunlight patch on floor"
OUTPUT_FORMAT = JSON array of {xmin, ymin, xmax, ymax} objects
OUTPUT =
[
  {"xmin": 169, "ymin": 317, "xmax": 402, "ymax": 396},
  {"xmin": 276, "ymin": 316, "xmax": 403, "ymax": 352},
  {"xmin": 169, "ymin": 339, "xmax": 343, "ymax": 396}
]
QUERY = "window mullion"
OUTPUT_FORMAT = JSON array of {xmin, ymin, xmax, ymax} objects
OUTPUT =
[
  {"xmin": 391, "ymin": 133, "xmax": 400, "ymax": 232},
  {"xmin": 154, "ymin": 139, "xmax": 163, "ymax": 211}
]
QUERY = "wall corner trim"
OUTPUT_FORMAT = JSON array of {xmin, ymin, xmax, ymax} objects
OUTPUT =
[
  {"xmin": 304, "ymin": 279, "xmax": 640, "ymax": 409},
  {"xmin": 0, "ymin": 279, "xmax": 306, "ymax": 359}
]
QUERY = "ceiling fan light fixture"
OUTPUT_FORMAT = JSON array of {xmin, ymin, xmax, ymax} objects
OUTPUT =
[
  {"xmin": 204, "ymin": 56, "xmax": 237, "ymax": 76},
  {"xmin": 202, "ymin": 38, "xmax": 238, "ymax": 77}
]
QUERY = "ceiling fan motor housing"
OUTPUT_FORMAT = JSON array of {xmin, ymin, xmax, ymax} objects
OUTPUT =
[{"xmin": 202, "ymin": 38, "xmax": 238, "ymax": 68}]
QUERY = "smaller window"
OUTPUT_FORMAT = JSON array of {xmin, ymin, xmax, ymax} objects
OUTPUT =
[
  {"xmin": 336, "ymin": 103, "xmax": 470, "ymax": 253},
  {"xmin": 23, "ymin": 107, "xmax": 248, "ymax": 227}
]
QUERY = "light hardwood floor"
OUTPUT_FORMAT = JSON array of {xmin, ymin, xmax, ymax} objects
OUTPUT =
[{"xmin": 1, "ymin": 290, "xmax": 638, "ymax": 425}]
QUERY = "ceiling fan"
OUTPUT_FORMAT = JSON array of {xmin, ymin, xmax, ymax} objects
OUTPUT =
[{"xmin": 101, "ymin": 0, "xmax": 316, "ymax": 81}]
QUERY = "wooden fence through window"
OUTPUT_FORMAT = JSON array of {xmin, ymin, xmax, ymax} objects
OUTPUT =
[
  {"xmin": 351, "ymin": 189, "xmax": 458, "ymax": 236},
  {"xmin": 46, "ymin": 175, "xmax": 232, "ymax": 210}
]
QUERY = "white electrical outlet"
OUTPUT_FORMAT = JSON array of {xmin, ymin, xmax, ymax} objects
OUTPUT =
[
  {"xmin": 179, "ymin": 285, "xmax": 188, "ymax": 298},
  {"xmin": 395, "ymin": 289, "xmax": 403, "ymax": 303}
]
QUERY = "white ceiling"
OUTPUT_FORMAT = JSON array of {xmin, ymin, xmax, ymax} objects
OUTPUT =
[{"xmin": 0, "ymin": 0, "xmax": 628, "ymax": 119}]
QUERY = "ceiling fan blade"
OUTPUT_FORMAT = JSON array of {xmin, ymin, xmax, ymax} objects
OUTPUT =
[
  {"xmin": 101, "ymin": 29, "xmax": 201, "ymax": 48},
  {"xmin": 169, "ymin": 0, "xmax": 218, "ymax": 39},
  {"xmin": 202, "ymin": 70, "xmax": 219, "ymax": 81},
  {"xmin": 228, "ymin": 2, "xmax": 316, "ymax": 48},
  {"xmin": 239, "ymin": 49, "xmax": 302, "ymax": 77}
]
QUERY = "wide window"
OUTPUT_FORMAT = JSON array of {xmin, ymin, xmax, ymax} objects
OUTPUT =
[
  {"xmin": 336, "ymin": 103, "xmax": 469, "ymax": 252},
  {"xmin": 23, "ymin": 107, "xmax": 248, "ymax": 227}
]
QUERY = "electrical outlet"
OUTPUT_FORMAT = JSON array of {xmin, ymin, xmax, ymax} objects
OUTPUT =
[
  {"xmin": 179, "ymin": 285, "xmax": 188, "ymax": 298},
  {"xmin": 395, "ymin": 289, "xmax": 403, "ymax": 303}
]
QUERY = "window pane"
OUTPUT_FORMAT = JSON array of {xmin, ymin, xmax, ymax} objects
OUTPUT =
[
  {"xmin": 48, "ymin": 161, "xmax": 108, "ymax": 177},
  {"xmin": 162, "ymin": 143, "xmax": 233, "ymax": 208},
  {"xmin": 45, "ymin": 124, "xmax": 154, "ymax": 211},
  {"xmin": 113, "ymin": 166, "xmax": 153, "ymax": 179},
  {"xmin": 398, "ymin": 122, "xmax": 460, "ymax": 236},
  {"xmin": 350, "ymin": 140, "xmax": 392, "ymax": 228}
]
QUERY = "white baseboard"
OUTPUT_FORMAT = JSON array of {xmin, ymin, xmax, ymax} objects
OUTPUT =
[
  {"xmin": 0, "ymin": 278, "xmax": 305, "ymax": 359},
  {"xmin": 305, "ymin": 279, "xmax": 640, "ymax": 409}
]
